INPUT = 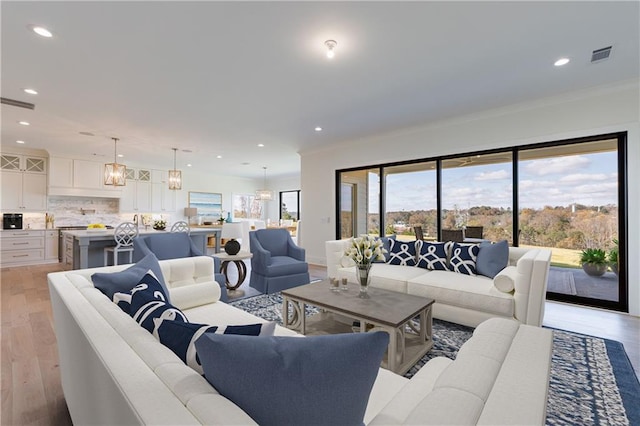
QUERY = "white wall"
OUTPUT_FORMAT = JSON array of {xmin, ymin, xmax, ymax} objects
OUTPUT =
[
  {"xmin": 300, "ymin": 80, "xmax": 640, "ymax": 316},
  {"xmin": 176, "ymin": 170, "xmax": 260, "ymax": 221},
  {"xmin": 176, "ymin": 171, "xmax": 300, "ymax": 225}
]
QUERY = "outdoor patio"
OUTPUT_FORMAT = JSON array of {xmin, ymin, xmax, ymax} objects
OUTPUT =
[{"xmin": 547, "ymin": 266, "xmax": 619, "ymax": 302}]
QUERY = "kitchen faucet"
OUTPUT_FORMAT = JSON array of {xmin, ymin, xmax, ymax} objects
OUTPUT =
[{"xmin": 133, "ymin": 214, "xmax": 138, "ymax": 227}]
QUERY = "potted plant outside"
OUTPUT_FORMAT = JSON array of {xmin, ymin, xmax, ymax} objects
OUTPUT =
[
  {"xmin": 580, "ymin": 248, "xmax": 608, "ymax": 277},
  {"xmin": 609, "ymin": 239, "xmax": 619, "ymax": 276}
]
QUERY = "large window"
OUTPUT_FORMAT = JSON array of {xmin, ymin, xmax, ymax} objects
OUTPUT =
[
  {"xmin": 340, "ymin": 168, "xmax": 379, "ymax": 238},
  {"xmin": 518, "ymin": 139, "xmax": 620, "ymax": 304},
  {"xmin": 280, "ymin": 190, "xmax": 300, "ymax": 221},
  {"xmin": 384, "ymin": 162, "xmax": 437, "ymax": 241},
  {"xmin": 336, "ymin": 133, "xmax": 627, "ymax": 312},
  {"xmin": 441, "ymin": 152, "xmax": 513, "ymax": 243}
]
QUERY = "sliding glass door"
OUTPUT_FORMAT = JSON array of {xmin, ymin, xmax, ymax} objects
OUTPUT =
[
  {"xmin": 383, "ymin": 162, "xmax": 437, "ymax": 241},
  {"xmin": 518, "ymin": 138, "xmax": 622, "ymax": 306},
  {"xmin": 336, "ymin": 133, "xmax": 627, "ymax": 312},
  {"xmin": 441, "ymin": 152, "xmax": 514, "ymax": 243}
]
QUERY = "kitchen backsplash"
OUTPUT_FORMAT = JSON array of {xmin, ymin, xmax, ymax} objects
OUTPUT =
[{"xmin": 15, "ymin": 196, "xmax": 177, "ymax": 229}]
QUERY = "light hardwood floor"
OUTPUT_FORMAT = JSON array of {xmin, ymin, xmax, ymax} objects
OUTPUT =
[{"xmin": 1, "ymin": 263, "xmax": 638, "ymax": 425}]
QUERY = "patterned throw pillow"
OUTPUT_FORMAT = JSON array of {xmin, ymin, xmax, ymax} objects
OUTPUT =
[
  {"xmin": 125, "ymin": 272, "xmax": 188, "ymax": 334},
  {"xmin": 112, "ymin": 269, "xmax": 166, "ymax": 314},
  {"xmin": 417, "ymin": 242, "xmax": 449, "ymax": 270},
  {"xmin": 154, "ymin": 319, "xmax": 276, "ymax": 374},
  {"xmin": 387, "ymin": 239, "xmax": 417, "ymax": 266},
  {"xmin": 448, "ymin": 242, "xmax": 480, "ymax": 275},
  {"xmin": 93, "ymin": 253, "xmax": 169, "ymax": 302}
]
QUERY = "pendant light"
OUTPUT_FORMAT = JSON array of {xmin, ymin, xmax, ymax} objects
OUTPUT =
[
  {"xmin": 168, "ymin": 148, "xmax": 182, "ymax": 190},
  {"xmin": 255, "ymin": 166, "xmax": 273, "ymax": 201},
  {"xmin": 104, "ymin": 137, "xmax": 126, "ymax": 186}
]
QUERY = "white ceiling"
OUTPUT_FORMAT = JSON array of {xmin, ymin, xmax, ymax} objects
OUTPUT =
[{"xmin": 2, "ymin": 1, "xmax": 638, "ymax": 179}]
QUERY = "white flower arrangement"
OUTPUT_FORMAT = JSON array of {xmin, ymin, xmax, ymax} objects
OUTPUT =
[{"xmin": 344, "ymin": 235, "xmax": 387, "ymax": 267}]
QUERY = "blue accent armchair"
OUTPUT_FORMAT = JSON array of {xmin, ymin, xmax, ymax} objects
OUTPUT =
[
  {"xmin": 133, "ymin": 232, "xmax": 227, "ymax": 302},
  {"xmin": 249, "ymin": 229, "xmax": 310, "ymax": 294}
]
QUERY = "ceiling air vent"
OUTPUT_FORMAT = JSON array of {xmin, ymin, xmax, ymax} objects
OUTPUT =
[
  {"xmin": 0, "ymin": 97, "xmax": 35, "ymax": 110},
  {"xmin": 591, "ymin": 46, "xmax": 612, "ymax": 63}
]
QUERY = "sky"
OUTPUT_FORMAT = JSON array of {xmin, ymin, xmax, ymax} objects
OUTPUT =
[{"xmin": 357, "ymin": 151, "xmax": 618, "ymax": 212}]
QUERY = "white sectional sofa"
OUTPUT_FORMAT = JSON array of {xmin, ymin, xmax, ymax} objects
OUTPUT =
[
  {"xmin": 327, "ymin": 239, "xmax": 552, "ymax": 327},
  {"xmin": 48, "ymin": 255, "xmax": 553, "ymax": 425}
]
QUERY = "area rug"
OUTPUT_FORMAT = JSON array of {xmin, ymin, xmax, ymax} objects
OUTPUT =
[{"xmin": 230, "ymin": 293, "xmax": 640, "ymax": 426}]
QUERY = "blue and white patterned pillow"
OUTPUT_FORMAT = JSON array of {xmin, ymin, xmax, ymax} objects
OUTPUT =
[
  {"xmin": 387, "ymin": 239, "xmax": 417, "ymax": 266},
  {"xmin": 417, "ymin": 242, "xmax": 449, "ymax": 270},
  {"xmin": 154, "ymin": 319, "xmax": 276, "ymax": 374},
  {"xmin": 448, "ymin": 243, "xmax": 480, "ymax": 275},
  {"xmin": 112, "ymin": 269, "xmax": 166, "ymax": 314},
  {"xmin": 126, "ymin": 272, "xmax": 188, "ymax": 334}
]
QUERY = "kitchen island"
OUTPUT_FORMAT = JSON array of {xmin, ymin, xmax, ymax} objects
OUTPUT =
[{"xmin": 62, "ymin": 227, "xmax": 221, "ymax": 269}]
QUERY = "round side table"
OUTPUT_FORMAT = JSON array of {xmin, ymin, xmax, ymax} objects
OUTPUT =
[{"xmin": 213, "ymin": 252, "xmax": 253, "ymax": 291}]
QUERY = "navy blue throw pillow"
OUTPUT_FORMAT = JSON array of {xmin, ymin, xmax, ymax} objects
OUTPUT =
[
  {"xmin": 92, "ymin": 253, "xmax": 169, "ymax": 302},
  {"xmin": 155, "ymin": 319, "xmax": 276, "ymax": 374},
  {"xmin": 448, "ymin": 242, "xmax": 480, "ymax": 275},
  {"xmin": 196, "ymin": 332, "xmax": 389, "ymax": 426},
  {"xmin": 387, "ymin": 239, "xmax": 417, "ymax": 266},
  {"xmin": 476, "ymin": 240, "xmax": 509, "ymax": 278},
  {"xmin": 417, "ymin": 242, "xmax": 449, "ymax": 270},
  {"xmin": 128, "ymin": 272, "xmax": 187, "ymax": 334}
]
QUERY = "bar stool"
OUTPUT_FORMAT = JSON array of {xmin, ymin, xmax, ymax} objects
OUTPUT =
[
  {"xmin": 171, "ymin": 221, "xmax": 190, "ymax": 234},
  {"xmin": 104, "ymin": 222, "xmax": 138, "ymax": 266}
]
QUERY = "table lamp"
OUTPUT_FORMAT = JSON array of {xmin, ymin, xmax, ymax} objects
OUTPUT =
[
  {"xmin": 184, "ymin": 207, "xmax": 197, "ymax": 225},
  {"xmin": 221, "ymin": 222, "xmax": 243, "ymax": 255}
]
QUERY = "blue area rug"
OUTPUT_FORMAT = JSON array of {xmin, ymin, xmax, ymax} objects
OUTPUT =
[{"xmin": 230, "ymin": 293, "xmax": 640, "ymax": 426}]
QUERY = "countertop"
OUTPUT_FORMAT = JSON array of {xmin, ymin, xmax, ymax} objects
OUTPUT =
[{"xmin": 61, "ymin": 227, "xmax": 219, "ymax": 238}]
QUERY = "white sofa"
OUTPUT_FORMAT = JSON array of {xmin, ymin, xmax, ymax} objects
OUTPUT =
[
  {"xmin": 326, "ymin": 239, "xmax": 552, "ymax": 327},
  {"xmin": 48, "ymin": 255, "xmax": 553, "ymax": 425}
]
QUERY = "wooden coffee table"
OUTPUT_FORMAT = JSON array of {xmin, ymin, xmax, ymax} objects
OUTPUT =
[{"xmin": 282, "ymin": 280, "xmax": 434, "ymax": 375}]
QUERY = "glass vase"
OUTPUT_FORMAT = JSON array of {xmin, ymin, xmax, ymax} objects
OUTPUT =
[{"xmin": 356, "ymin": 264, "xmax": 371, "ymax": 299}]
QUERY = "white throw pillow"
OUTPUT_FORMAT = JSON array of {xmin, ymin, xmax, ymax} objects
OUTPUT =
[{"xmin": 493, "ymin": 266, "xmax": 517, "ymax": 293}]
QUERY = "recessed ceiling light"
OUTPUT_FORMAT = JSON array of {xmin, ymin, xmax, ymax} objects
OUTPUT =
[
  {"xmin": 187, "ymin": 163, "xmax": 192, "ymax": 167},
  {"xmin": 315, "ymin": 127, "xmax": 323, "ymax": 132},
  {"xmin": 216, "ymin": 155, "xmax": 222, "ymax": 159},
  {"xmin": 16, "ymin": 140, "xmax": 25, "ymax": 144},
  {"xmin": 117, "ymin": 154, "xmax": 124, "ymax": 158},
  {"xmin": 241, "ymin": 162, "xmax": 250, "ymax": 166},
  {"xmin": 554, "ymin": 57, "xmax": 570, "ymax": 66},
  {"xmin": 325, "ymin": 40, "xmax": 337, "ymax": 59},
  {"xmin": 18, "ymin": 121, "xmax": 30, "ymax": 126},
  {"xmin": 31, "ymin": 25, "xmax": 53, "ymax": 38},
  {"xmin": 23, "ymin": 88, "xmax": 38, "ymax": 95},
  {"xmin": 257, "ymin": 144, "xmax": 264, "ymax": 147}
]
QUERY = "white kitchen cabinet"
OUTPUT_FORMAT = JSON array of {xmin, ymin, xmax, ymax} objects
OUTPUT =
[
  {"xmin": 45, "ymin": 230, "xmax": 59, "ymax": 261},
  {"xmin": 0, "ymin": 153, "xmax": 47, "ymax": 211},
  {"xmin": 73, "ymin": 159, "xmax": 103, "ymax": 189},
  {"xmin": 48, "ymin": 156, "xmax": 73, "ymax": 188},
  {"xmin": 0, "ymin": 230, "xmax": 45, "ymax": 266},
  {"xmin": 48, "ymin": 156, "xmax": 122, "ymax": 197},
  {"xmin": 151, "ymin": 170, "xmax": 176, "ymax": 213},
  {"xmin": 120, "ymin": 168, "xmax": 152, "ymax": 212},
  {"xmin": 50, "ymin": 157, "xmax": 102, "ymax": 189}
]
